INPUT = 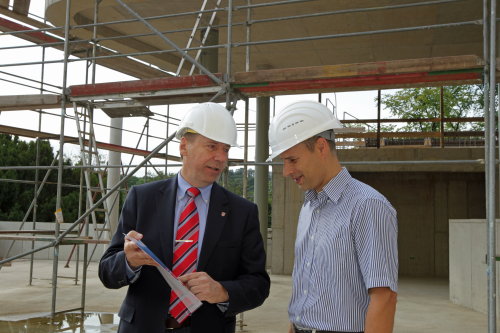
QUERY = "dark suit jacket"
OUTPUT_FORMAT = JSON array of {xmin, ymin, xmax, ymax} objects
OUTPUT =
[{"xmin": 98, "ymin": 176, "xmax": 270, "ymax": 333}]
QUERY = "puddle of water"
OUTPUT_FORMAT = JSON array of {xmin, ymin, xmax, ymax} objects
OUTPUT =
[{"xmin": 0, "ymin": 312, "xmax": 119, "ymax": 333}]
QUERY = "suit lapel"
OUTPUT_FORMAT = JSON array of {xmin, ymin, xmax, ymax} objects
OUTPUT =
[
  {"xmin": 158, "ymin": 176, "xmax": 178, "ymax": 269},
  {"xmin": 197, "ymin": 182, "xmax": 229, "ymax": 271}
]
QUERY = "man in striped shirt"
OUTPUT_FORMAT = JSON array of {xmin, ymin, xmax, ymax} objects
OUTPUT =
[{"xmin": 267, "ymin": 101, "xmax": 398, "ymax": 333}]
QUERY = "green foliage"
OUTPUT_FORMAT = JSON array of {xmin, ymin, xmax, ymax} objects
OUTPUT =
[
  {"xmin": 381, "ymin": 85, "xmax": 484, "ymax": 132},
  {"xmin": 0, "ymin": 135, "xmax": 271, "ymax": 228},
  {"xmin": 124, "ymin": 167, "xmax": 272, "ymax": 226},
  {"xmin": 224, "ymin": 168, "xmax": 255, "ymax": 198},
  {"xmin": 224, "ymin": 168, "xmax": 272, "ymax": 227},
  {"xmin": 0, "ymin": 134, "xmax": 83, "ymax": 223}
]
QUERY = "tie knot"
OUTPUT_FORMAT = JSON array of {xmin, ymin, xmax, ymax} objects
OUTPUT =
[{"xmin": 187, "ymin": 187, "xmax": 201, "ymax": 198}]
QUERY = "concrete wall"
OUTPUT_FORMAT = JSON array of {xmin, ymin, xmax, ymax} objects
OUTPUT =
[
  {"xmin": 270, "ymin": 147, "xmax": 487, "ymax": 277},
  {"xmin": 0, "ymin": 222, "xmax": 107, "ymax": 262},
  {"xmin": 355, "ymin": 172, "xmax": 485, "ymax": 277},
  {"xmin": 270, "ymin": 169, "xmax": 304, "ymax": 275},
  {"xmin": 449, "ymin": 219, "xmax": 500, "ymax": 315}
]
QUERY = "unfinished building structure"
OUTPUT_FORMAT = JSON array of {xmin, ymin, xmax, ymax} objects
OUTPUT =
[{"xmin": 0, "ymin": 0, "xmax": 498, "ymax": 331}]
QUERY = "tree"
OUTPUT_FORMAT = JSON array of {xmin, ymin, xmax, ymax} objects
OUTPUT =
[
  {"xmin": 381, "ymin": 85, "xmax": 484, "ymax": 132},
  {"xmin": 0, "ymin": 134, "xmax": 82, "ymax": 223},
  {"xmin": 224, "ymin": 168, "xmax": 273, "ymax": 227},
  {"xmin": 123, "ymin": 167, "xmax": 273, "ymax": 226},
  {"xmin": 225, "ymin": 168, "xmax": 255, "ymax": 198}
]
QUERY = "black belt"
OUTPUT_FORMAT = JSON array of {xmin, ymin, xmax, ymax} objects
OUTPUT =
[
  {"xmin": 166, "ymin": 317, "xmax": 191, "ymax": 330},
  {"xmin": 293, "ymin": 324, "xmax": 363, "ymax": 333}
]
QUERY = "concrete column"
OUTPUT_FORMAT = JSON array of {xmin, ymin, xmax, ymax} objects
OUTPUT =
[
  {"xmin": 13, "ymin": 0, "xmax": 30, "ymax": 15},
  {"xmin": 106, "ymin": 117, "xmax": 123, "ymax": 238},
  {"xmin": 99, "ymin": 313, "xmax": 114, "ymax": 325},
  {"xmin": 255, "ymin": 97, "xmax": 270, "ymax": 251},
  {"xmin": 199, "ymin": 28, "xmax": 219, "ymax": 74},
  {"xmin": 271, "ymin": 165, "xmax": 303, "ymax": 274}
]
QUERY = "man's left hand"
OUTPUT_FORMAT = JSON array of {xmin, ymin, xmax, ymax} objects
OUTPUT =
[{"xmin": 179, "ymin": 272, "xmax": 229, "ymax": 304}]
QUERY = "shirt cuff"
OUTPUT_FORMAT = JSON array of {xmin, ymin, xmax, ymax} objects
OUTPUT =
[
  {"xmin": 125, "ymin": 257, "xmax": 142, "ymax": 283},
  {"xmin": 217, "ymin": 302, "xmax": 229, "ymax": 313}
]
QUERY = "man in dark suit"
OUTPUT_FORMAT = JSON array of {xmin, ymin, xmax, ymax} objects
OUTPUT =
[{"xmin": 99, "ymin": 102, "xmax": 270, "ymax": 333}]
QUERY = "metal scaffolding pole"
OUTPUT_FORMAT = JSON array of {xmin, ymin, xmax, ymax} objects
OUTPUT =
[
  {"xmin": 29, "ymin": 36, "xmax": 48, "ymax": 284},
  {"xmin": 0, "ymin": 132, "xmax": 177, "ymax": 267},
  {"xmin": 188, "ymin": 0, "xmax": 222, "ymax": 76},
  {"xmin": 51, "ymin": 0, "xmax": 71, "ymax": 317},
  {"xmin": 233, "ymin": 20, "xmax": 482, "ymax": 48},
  {"xmin": 0, "ymin": 0, "xmax": 493, "ymax": 328},
  {"xmin": 0, "ymin": 156, "xmax": 58, "ymax": 268},
  {"xmin": 255, "ymin": 97, "xmax": 270, "ymax": 251},
  {"xmin": 487, "ymin": 0, "xmax": 498, "ymax": 331},
  {"xmin": 176, "ymin": 0, "xmax": 209, "ymax": 76},
  {"xmin": 225, "ymin": 0, "xmax": 233, "ymax": 108},
  {"xmin": 115, "ymin": 0, "xmax": 223, "ymax": 86},
  {"xmin": 243, "ymin": 98, "xmax": 249, "ymax": 200},
  {"xmin": 246, "ymin": 0, "xmax": 464, "ymax": 24}
]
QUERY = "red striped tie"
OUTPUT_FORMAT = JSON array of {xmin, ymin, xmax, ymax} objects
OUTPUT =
[{"xmin": 169, "ymin": 187, "xmax": 201, "ymax": 324}]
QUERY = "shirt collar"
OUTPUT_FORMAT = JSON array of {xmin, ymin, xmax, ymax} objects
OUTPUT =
[
  {"xmin": 176, "ymin": 172, "xmax": 212, "ymax": 203},
  {"xmin": 304, "ymin": 167, "xmax": 351, "ymax": 205}
]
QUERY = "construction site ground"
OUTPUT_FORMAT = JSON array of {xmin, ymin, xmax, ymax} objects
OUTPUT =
[{"xmin": 0, "ymin": 259, "xmax": 490, "ymax": 332}]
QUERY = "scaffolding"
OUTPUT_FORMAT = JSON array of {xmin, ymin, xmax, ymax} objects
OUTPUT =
[{"xmin": 0, "ymin": 0, "xmax": 497, "ymax": 331}]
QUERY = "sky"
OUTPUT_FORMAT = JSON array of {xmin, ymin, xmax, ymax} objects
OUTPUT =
[{"xmin": 0, "ymin": 1, "xmax": 394, "ymax": 175}]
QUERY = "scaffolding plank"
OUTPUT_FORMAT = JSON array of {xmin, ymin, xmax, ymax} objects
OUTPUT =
[
  {"xmin": 0, "ymin": 10, "xmax": 166, "ymax": 79},
  {"xmin": 0, "ymin": 234, "xmax": 108, "ymax": 244},
  {"xmin": 69, "ymin": 74, "xmax": 223, "ymax": 97},
  {"xmin": 0, "ymin": 16, "xmax": 60, "ymax": 44},
  {"xmin": 234, "ymin": 55, "xmax": 484, "ymax": 84},
  {"xmin": 66, "ymin": 55, "xmax": 484, "ymax": 101},
  {"xmin": 101, "ymin": 105, "xmax": 154, "ymax": 118},
  {"xmin": 335, "ymin": 131, "xmax": 485, "ymax": 139},
  {"xmin": 0, "ymin": 124, "xmax": 181, "ymax": 161},
  {"xmin": 0, "ymin": 124, "xmax": 59, "ymax": 140},
  {"xmin": 0, "ymin": 229, "xmax": 78, "ymax": 235},
  {"xmin": 235, "ymin": 70, "xmax": 482, "ymax": 96},
  {"xmin": 0, "ymin": 230, "xmax": 60, "ymax": 234},
  {"xmin": 342, "ymin": 117, "xmax": 485, "ymax": 124},
  {"xmin": 0, "ymin": 94, "xmax": 61, "ymax": 111}
]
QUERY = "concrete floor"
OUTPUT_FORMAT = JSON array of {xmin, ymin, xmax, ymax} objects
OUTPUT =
[{"xmin": 0, "ymin": 259, "xmax": 490, "ymax": 332}]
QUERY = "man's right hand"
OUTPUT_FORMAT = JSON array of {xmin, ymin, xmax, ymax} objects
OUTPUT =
[{"xmin": 124, "ymin": 230, "xmax": 158, "ymax": 269}]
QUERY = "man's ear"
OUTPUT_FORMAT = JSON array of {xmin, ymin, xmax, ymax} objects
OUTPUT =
[
  {"xmin": 179, "ymin": 136, "xmax": 188, "ymax": 157},
  {"xmin": 316, "ymin": 137, "xmax": 328, "ymax": 156}
]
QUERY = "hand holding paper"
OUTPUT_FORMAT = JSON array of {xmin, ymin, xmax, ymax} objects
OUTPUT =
[
  {"xmin": 124, "ymin": 233, "xmax": 203, "ymax": 314},
  {"xmin": 180, "ymin": 272, "xmax": 229, "ymax": 304},
  {"xmin": 124, "ymin": 231, "xmax": 158, "ymax": 268}
]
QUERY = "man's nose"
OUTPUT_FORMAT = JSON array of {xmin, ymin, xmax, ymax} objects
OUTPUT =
[
  {"xmin": 283, "ymin": 163, "xmax": 293, "ymax": 177},
  {"xmin": 213, "ymin": 148, "xmax": 228, "ymax": 162}
]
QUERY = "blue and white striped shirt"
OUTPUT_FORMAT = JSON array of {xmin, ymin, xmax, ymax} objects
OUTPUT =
[{"xmin": 288, "ymin": 168, "xmax": 398, "ymax": 332}]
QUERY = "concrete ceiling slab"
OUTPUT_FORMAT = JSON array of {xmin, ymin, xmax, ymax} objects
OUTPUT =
[{"xmin": 45, "ymin": 0, "xmax": 484, "ymax": 76}]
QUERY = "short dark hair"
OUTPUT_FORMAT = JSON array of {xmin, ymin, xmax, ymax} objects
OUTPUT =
[{"xmin": 303, "ymin": 136, "xmax": 336, "ymax": 152}]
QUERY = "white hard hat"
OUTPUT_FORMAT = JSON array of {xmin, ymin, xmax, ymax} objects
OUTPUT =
[
  {"xmin": 267, "ymin": 100, "xmax": 349, "ymax": 161},
  {"xmin": 176, "ymin": 102, "xmax": 238, "ymax": 147}
]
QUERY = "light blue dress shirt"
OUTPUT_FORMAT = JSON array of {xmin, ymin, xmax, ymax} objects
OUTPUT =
[
  {"xmin": 175, "ymin": 173, "xmax": 212, "ymax": 257},
  {"xmin": 125, "ymin": 173, "xmax": 212, "ymax": 280},
  {"xmin": 289, "ymin": 168, "xmax": 398, "ymax": 332}
]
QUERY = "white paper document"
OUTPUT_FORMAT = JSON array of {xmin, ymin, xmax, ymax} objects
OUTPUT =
[{"xmin": 124, "ymin": 234, "xmax": 203, "ymax": 314}]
